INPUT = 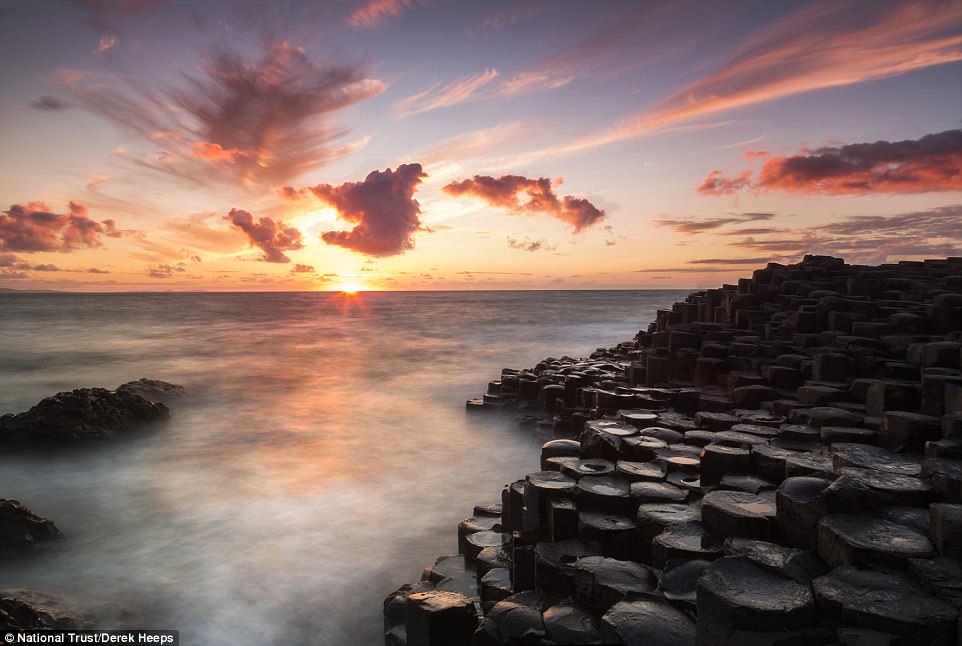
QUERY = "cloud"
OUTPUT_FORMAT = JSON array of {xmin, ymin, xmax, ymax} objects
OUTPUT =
[
  {"xmin": 394, "ymin": 69, "xmax": 499, "ymax": 116},
  {"xmin": 302, "ymin": 163, "xmax": 426, "ymax": 257},
  {"xmin": 0, "ymin": 201, "xmax": 123, "ymax": 252},
  {"xmin": 224, "ymin": 208, "xmax": 304, "ymax": 263},
  {"xmin": 653, "ymin": 212, "xmax": 773, "ymax": 235},
  {"xmin": 443, "ymin": 174, "xmax": 605, "ymax": 232},
  {"xmin": 95, "ymin": 34, "xmax": 118, "ymax": 54},
  {"xmin": 348, "ymin": 0, "xmax": 434, "ymax": 27},
  {"xmin": 62, "ymin": 41, "xmax": 385, "ymax": 187},
  {"xmin": 688, "ymin": 257, "xmax": 775, "ymax": 265},
  {"xmin": 697, "ymin": 170, "xmax": 752, "ymax": 196},
  {"xmin": 31, "ymin": 96, "xmax": 71, "ymax": 111},
  {"xmin": 720, "ymin": 204, "xmax": 962, "ymax": 264},
  {"xmin": 291, "ymin": 264, "xmax": 315, "ymax": 273},
  {"xmin": 699, "ymin": 130, "xmax": 962, "ymax": 196},
  {"xmin": 148, "ymin": 263, "xmax": 186, "ymax": 278},
  {"xmin": 506, "ymin": 236, "xmax": 556, "ymax": 252}
]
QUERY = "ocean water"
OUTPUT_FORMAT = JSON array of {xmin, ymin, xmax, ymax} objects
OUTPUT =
[{"xmin": 0, "ymin": 290, "xmax": 687, "ymax": 645}]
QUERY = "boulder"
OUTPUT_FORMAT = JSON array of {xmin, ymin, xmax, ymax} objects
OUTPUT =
[
  {"xmin": 405, "ymin": 590, "xmax": 478, "ymax": 646},
  {"xmin": 600, "ymin": 598, "xmax": 696, "ymax": 646},
  {"xmin": 818, "ymin": 513, "xmax": 935, "ymax": 569},
  {"xmin": 0, "ymin": 499, "xmax": 62, "ymax": 553}
]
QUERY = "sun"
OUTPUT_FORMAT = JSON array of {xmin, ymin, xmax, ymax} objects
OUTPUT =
[{"xmin": 335, "ymin": 281, "xmax": 361, "ymax": 294}]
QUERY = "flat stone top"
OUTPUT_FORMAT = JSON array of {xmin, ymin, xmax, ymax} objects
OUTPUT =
[
  {"xmin": 465, "ymin": 530, "xmax": 509, "ymax": 549},
  {"xmin": 616, "ymin": 460, "xmax": 666, "ymax": 480},
  {"xmin": 578, "ymin": 511, "xmax": 637, "ymax": 531},
  {"xmin": 698, "ymin": 556, "xmax": 813, "ymax": 612},
  {"xmin": 636, "ymin": 503, "xmax": 700, "ymax": 525},
  {"xmin": 831, "ymin": 443, "xmax": 922, "ymax": 476},
  {"xmin": 777, "ymin": 476, "xmax": 833, "ymax": 503},
  {"xmin": 542, "ymin": 439, "xmax": 580, "ymax": 455},
  {"xmin": 407, "ymin": 590, "xmax": 475, "ymax": 612},
  {"xmin": 630, "ymin": 481, "xmax": 688, "ymax": 502},
  {"xmin": 601, "ymin": 599, "xmax": 695, "ymax": 645},
  {"xmin": 820, "ymin": 513, "xmax": 934, "ymax": 558},
  {"xmin": 702, "ymin": 490, "xmax": 777, "ymax": 519},
  {"xmin": 535, "ymin": 539, "xmax": 601, "ymax": 566},
  {"xmin": 586, "ymin": 420, "xmax": 638, "ymax": 437},
  {"xmin": 574, "ymin": 555, "xmax": 657, "ymax": 591},
  {"xmin": 813, "ymin": 566, "xmax": 958, "ymax": 626},
  {"xmin": 565, "ymin": 459, "xmax": 615, "ymax": 477},
  {"xmin": 839, "ymin": 467, "xmax": 934, "ymax": 494},
  {"xmin": 577, "ymin": 474, "xmax": 630, "ymax": 497},
  {"xmin": 526, "ymin": 470, "xmax": 577, "ymax": 489}
]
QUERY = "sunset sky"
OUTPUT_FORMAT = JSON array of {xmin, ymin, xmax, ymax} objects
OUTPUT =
[{"xmin": 0, "ymin": 0, "xmax": 960, "ymax": 291}]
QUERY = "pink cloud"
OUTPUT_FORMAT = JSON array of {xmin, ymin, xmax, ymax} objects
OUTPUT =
[
  {"xmin": 443, "ymin": 174, "xmax": 605, "ymax": 232},
  {"xmin": 0, "ymin": 201, "xmax": 123, "ymax": 252},
  {"xmin": 306, "ymin": 163, "xmax": 426, "ymax": 257},
  {"xmin": 697, "ymin": 170, "xmax": 752, "ymax": 196},
  {"xmin": 224, "ymin": 208, "xmax": 304, "ymax": 263}
]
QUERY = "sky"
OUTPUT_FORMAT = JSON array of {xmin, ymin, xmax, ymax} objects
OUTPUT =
[{"xmin": 0, "ymin": 0, "xmax": 960, "ymax": 292}]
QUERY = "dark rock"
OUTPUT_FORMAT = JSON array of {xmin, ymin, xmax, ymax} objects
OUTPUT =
[
  {"xmin": 479, "ymin": 568, "xmax": 512, "ymax": 609},
  {"xmin": 818, "ymin": 513, "xmax": 935, "ymax": 569},
  {"xmin": 542, "ymin": 602, "xmax": 602, "ymax": 644},
  {"xmin": 700, "ymin": 444, "xmax": 750, "ymax": 486},
  {"xmin": 906, "ymin": 556, "xmax": 962, "ymax": 608},
  {"xmin": 600, "ymin": 598, "xmax": 696, "ymax": 646},
  {"xmin": 458, "ymin": 516, "xmax": 502, "ymax": 557},
  {"xmin": 0, "ymin": 386, "xmax": 170, "ymax": 445},
  {"xmin": 560, "ymin": 459, "xmax": 615, "ymax": 479},
  {"xmin": 540, "ymin": 439, "xmax": 581, "ymax": 470},
  {"xmin": 405, "ymin": 590, "xmax": 478, "ymax": 646},
  {"xmin": 471, "ymin": 599, "xmax": 544, "ymax": 646},
  {"xmin": 724, "ymin": 538, "xmax": 827, "ymax": 584},
  {"xmin": 833, "ymin": 467, "xmax": 936, "ymax": 509},
  {"xmin": 463, "ymin": 531, "xmax": 509, "ymax": 560},
  {"xmin": 615, "ymin": 460, "xmax": 666, "ymax": 482},
  {"xmin": 658, "ymin": 558, "xmax": 711, "ymax": 608},
  {"xmin": 578, "ymin": 512, "xmax": 640, "ymax": 562},
  {"xmin": 696, "ymin": 556, "xmax": 816, "ymax": 644},
  {"xmin": 575, "ymin": 475, "xmax": 631, "ymax": 513},
  {"xmin": 702, "ymin": 490, "xmax": 779, "ymax": 543},
  {"xmin": 651, "ymin": 521, "xmax": 722, "ymax": 569},
  {"xmin": 534, "ymin": 540, "xmax": 601, "ymax": 595},
  {"xmin": 813, "ymin": 566, "xmax": 959, "ymax": 643},
  {"xmin": 629, "ymin": 481, "xmax": 688, "ymax": 507},
  {"xmin": 636, "ymin": 503, "xmax": 701, "ymax": 565},
  {"xmin": 922, "ymin": 457, "xmax": 962, "ymax": 502},
  {"xmin": 831, "ymin": 443, "xmax": 921, "ymax": 476},
  {"xmin": 115, "ymin": 378, "xmax": 185, "ymax": 404},
  {"xmin": 819, "ymin": 425, "xmax": 878, "ymax": 445},
  {"xmin": 929, "ymin": 503, "xmax": 962, "ymax": 559},
  {"xmin": 572, "ymin": 555, "xmax": 657, "ymax": 613},
  {"xmin": 775, "ymin": 476, "xmax": 833, "ymax": 549},
  {"xmin": 881, "ymin": 411, "xmax": 941, "ymax": 451},
  {"xmin": 0, "ymin": 499, "xmax": 62, "ymax": 553},
  {"xmin": 423, "ymin": 555, "xmax": 471, "ymax": 585}
]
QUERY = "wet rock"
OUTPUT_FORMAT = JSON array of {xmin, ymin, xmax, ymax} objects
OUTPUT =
[
  {"xmin": 830, "ymin": 443, "xmax": 921, "ymax": 476},
  {"xmin": 818, "ymin": 512, "xmax": 935, "ymax": 569},
  {"xmin": 929, "ymin": 503, "xmax": 962, "ymax": 559},
  {"xmin": 636, "ymin": 503, "xmax": 701, "ymax": 565},
  {"xmin": 475, "ymin": 547, "xmax": 511, "ymax": 578},
  {"xmin": 775, "ymin": 476, "xmax": 833, "ymax": 549},
  {"xmin": 578, "ymin": 512, "xmax": 640, "ymax": 561},
  {"xmin": 0, "ymin": 499, "xmax": 62, "ymax": 553},
  {"xmin": 820, "ymin": 425, "xmax": 878, "ymax": 445},
  {"xmin": 0, "ymin": 386, "xmax": 170, "ymax": 445},
  {"xmin": 658, "ymin": 558, "xmax": 711, "ymax": 608},
  {"xmin": 694, "ymin": 411, "xmax": 740, "ymax": 431},
  {"xmin": 630, "ymin": 481, "xmax": 688, "ymax": 507},
  {"xmin": 600, "ymin": 598, "xmax": 696, "ymax": 646},
  {"xmin": 523, "ymin": 471, "xmax": 576, "ymax": 538},
  {"xmin": 696, "ymin": 556, "xmax": 816, "ymax": 644},
  {"xmin": 751, "ymin": 445, "xmax": 797, "ymax": 483},
  {"xmin": 471, "ymin": 598, "xmax": 544, "ymax": 646},
  {"xmin": 922, "ymin": 457, "xmax": 962, "ymax": 502},
  {"xmin": 534, "ymin": 539, "xmax": 601, "ymax": 595},
  {"xmin": 724, "ymin": 538, "xmax": 827, "ymax": 584},
  {"xmin": 834, "ymin": 467, "xmax": 936, "ymax": 509},
  {"xmin": 423, "ymin": 555, "xmax": 471, "ymax": 585},
  {"xmin": 813, "ymin": 566, "xmax": 959, "ymax": 643},
  {"xmin": 804, "ymin": 406, "xmax": 863, "ymax": 429},
  {"xmin": 560, "ymin": 459, "xmax": 616, "ymax": 479},
  {"xmin": 542, "ymin": 602, "xmax": 603, "ymax": 644},
  {"xmin": 615, "ymin": 460, "xmax": 666, "ymax": 482},
  {"xmin": 906, "ymin": 556, "xmax": 962, "ymax": 608},
  {"xmin": 405, "ymin": 590, "xmax": 478, "ymax": 646},
  {"xmin": 702, "ymin": 490, "xmax": 779, "ymax": 543},
  {"xmin": 651, "ymin": 521, "xmax": 722, "ymax": 569},
  {"xmin": 540, "ymin": 439, "xmax": 581, "ymax": 469},
  {"xmin": 621, "ymin": 435, "xmax": 669, "ymax": 462},
  {"xmin": 881, "ymin": 411, "xmax": 941, "ymax": 451},
  {"xmin": 700, "ymin": 444, "xmax": 750, "ymax": 485},
  {"xmin": 0, "ymin": 589, "xmax": 87, "ymax": 629},
  {"xmin": 572, "ymin": 555, "xmax": 657, "ymax": 613},
  {"xmin": 783, "ymin": 451, "xmax": 836, "ymax": 479},
  {"xmin": 463, "ymin": 531, "xmax": 509, "ymax": 560},
  {"xmin": 575, "ymin": 475, "xmax": 631, "ymax": 513},
  {"xmin": 479, "ymin": 568, "xmax": 512, "ymax": 610},
  {"xmin": 458, "ymin": 517, "xmax": 502, "ymax": 557},
  {"xmin": 717, "ymin": 474, "xmax": 775, "ymax": 494}
]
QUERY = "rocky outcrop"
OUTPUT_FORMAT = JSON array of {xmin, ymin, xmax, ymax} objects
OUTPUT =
[
  {"xmin": 0, "ymin": 379, "xmax": 181, "ymax": 446},
  {"xmin": 0, "ymin": 589, "xmax": 139, "ymax": 630},
  {"xmin": 389, "ymin": 255, "xmax": 962, "ymax": 645},
  {"xmin": 0, "ymin": 499, "xmax": 62, "ymax": 554}
]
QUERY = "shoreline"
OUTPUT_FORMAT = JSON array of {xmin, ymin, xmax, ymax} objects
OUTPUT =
[{"xmin": 384, "ymin": 255, "xmax": 962, "ymax": 645}]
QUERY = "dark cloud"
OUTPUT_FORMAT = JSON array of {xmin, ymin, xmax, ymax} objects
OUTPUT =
[
  {"xmin": 87, "ymin": 267, "xmax": 111, "ymax": 274},
  {"xmin": 688, "ymin": 257, "xmax": 774, "ymax": 265},
  {"xmin": 443, "ymin": 174, "xmax": 605, "ymax": 232},
  {"xmin": 31, "ymin": 96, "xmax": 71, "ymax": 111},
  {"xmin": 224, "ymin": 208, "xmax": 304, "ymax": 263},
  {"xmin": 654, "ymin": 212, "xmax": 773, "ymax": 235},
  {"xmin": 699, "ymin": 130, "xmax": 962, "ymax": 196},
  {"xmin": 722, "ymin": 204, "xmax": 962, "ymax": 264},
  {"xmin": 291, "ymin": 264, "xmax": 315, "ymax": 273},
  {"xmin": 506, "ymin": 236, "xmax": 555, "ymax": 252},
  {"xmin": 63, "ymin": 41, "xmax": 385, "ymax": 187},
  {"xmin": 0, "ymin": 201, "xmax": 121, "ymax": 252},
  {"xmin": 304, "ymin": 163, "xmax": 426, "ymax": 257}
]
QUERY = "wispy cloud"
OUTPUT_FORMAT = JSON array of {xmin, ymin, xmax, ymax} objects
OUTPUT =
[
  {"xmin": 653, "ymin": 212, "xmax": 773, "ymax": 235},
  {"xmin": 348, "ymin": 0, "xmax": 434, "ymax": 28},
  {"xmin": 506, "ymin": 236, "xmax": 556, "ymax": 252},
  {"xmin": 394, "ymin": 68, "xmax": 499, "ymax": 116}
]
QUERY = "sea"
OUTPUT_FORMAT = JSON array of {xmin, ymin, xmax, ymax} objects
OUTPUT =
[{"xmin": 0, "ymin": 290, "xmax": 688, "ymax": 645}]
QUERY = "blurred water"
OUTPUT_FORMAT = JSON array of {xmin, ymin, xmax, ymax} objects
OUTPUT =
[{"xmin": 0, "ymin": 290, "xmax": 686, "ymax": 645}]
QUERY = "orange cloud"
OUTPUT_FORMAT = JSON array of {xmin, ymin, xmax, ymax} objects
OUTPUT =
[
  {"xmin": 697, "ymin": 170, "xmax": 752, "ymax": 196},
  {"xmin": 189, "ymin": 142, "xmax": 246, "ymax": 164},
  {"xmin": 348, "ymin": 0, "xmax": 433, "ymax": 28},
  {"xmin": 443, "ymin": 174, "xmax": 605, "ymax": 232}
]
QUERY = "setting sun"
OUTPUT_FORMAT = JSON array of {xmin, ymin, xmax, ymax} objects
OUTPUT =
[{"xmin": 335, "ymin": 282, "xmax": 361, "ymax": 294}]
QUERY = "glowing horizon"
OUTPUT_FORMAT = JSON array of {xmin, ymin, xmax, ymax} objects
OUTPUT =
[{"xmin": 0, "ymin": 0, "xmax": 959, "ymax": 292}]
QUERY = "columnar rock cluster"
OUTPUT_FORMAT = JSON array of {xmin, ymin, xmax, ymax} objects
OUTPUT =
[{"xmin": 385, "ymin": 255, "xmax": 962, "ymax": 646}]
